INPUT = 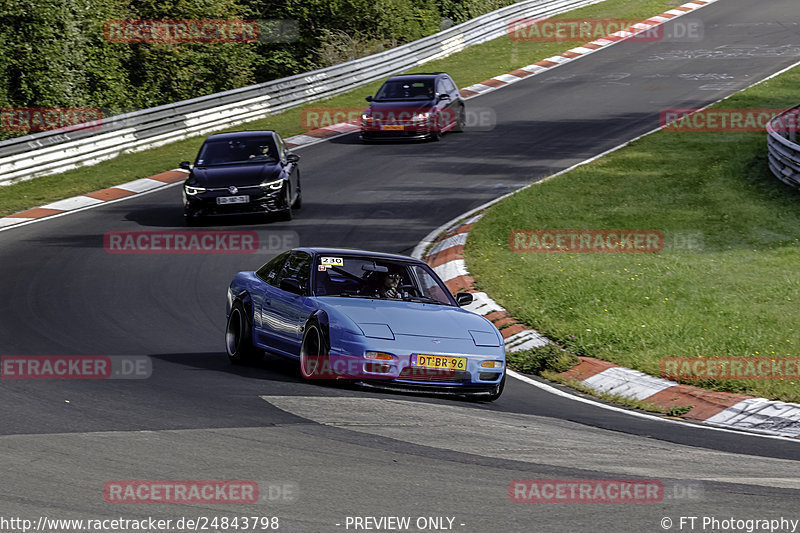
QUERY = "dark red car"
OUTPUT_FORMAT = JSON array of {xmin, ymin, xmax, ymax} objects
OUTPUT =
[{"xmin": 360, "ymin": 73, "xmax": 466, "ymax": 142}]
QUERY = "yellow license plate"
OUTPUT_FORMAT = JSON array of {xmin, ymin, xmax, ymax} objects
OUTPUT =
[
  {"xmin": 381, "ymin": 124, "xmax": 404, "ymax": 131},
  {"xmin": 414, "ymin": 354, "xmax": 466, "ymax": 370}
]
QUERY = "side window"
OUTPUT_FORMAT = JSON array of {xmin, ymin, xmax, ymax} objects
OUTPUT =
[
  {"xmin": 435, "ymin": 79, "xmax": 446, "ymax": 96},
  {"xmin": 443, "ymin": 77, "xmax": 457, "ymax": 94},
  {"xmin": 256, "ymin": 252, "xmax": 289, "ymax": 285},
  {"xmin": 274, "ymin": 251, "xmax": 312, "ymax": 293}
]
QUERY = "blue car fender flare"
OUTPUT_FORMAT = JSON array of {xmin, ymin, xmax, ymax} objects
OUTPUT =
[
  {"xmin": 232, "ymin": 291, "xmax": 253, "ymax": 323},
  {"xmin": 306, "ymin": 310, "xmax": 331, "ymax": 353}
]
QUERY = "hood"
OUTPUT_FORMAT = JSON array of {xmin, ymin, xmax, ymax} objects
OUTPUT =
[
  {"xmin": 365, "ymin": 100, "xmax": 436, "ymax": 117},
  {"xmin": 326, "ymin": 298, "xmax": 495, "ymax": 340},
  {"xmin": 191, "ymin": 163, "xmax": 282, "ymax": 187}
]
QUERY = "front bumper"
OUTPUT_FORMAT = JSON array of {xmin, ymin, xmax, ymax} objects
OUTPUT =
[
  {"xmin": 323, "ymin": 341, "xmax": 504, "ymax": 388},
  {"xmin": 183, "ymin": 186, "xmax": 287, "ymax": 218}
]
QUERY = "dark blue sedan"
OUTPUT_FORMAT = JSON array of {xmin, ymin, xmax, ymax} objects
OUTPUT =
[{"xmin": 181, "ymin": 130, "xmax": 301, "ymax": 224}]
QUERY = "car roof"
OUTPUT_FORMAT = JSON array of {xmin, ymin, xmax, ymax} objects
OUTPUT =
[
  {"xmin": 384, "ymin": 73, "xmax": 446, "ymax": 81},
  {"xmin": 204, "ymin": 131, "xmax": 276, "ymax": 141},
  {"xmin": 294, "ymin": 247, "xmax": 425, "ymax": 264}
]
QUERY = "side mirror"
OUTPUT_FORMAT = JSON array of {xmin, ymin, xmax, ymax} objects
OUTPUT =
[
  {"xmin": 438, "ymin": 93, "xmax": 450, "ymax": 101},
  {"xmin": 286, "ymin": 153, "xmax": 300, "ymax": 163},
  {"xmin": 365, "ymin": 95, "xmax": 373, "ymax": 102},
  {"xmin": 179, "ymin": 161, "xmax": 191, "ymax": 170},
  {"xmin": 280, "ymin": 278, "xmax": 304, "ymax": 295},
  {"xmin": 455, "ymin": 292, "xmax": 473, "ymax": 306}
]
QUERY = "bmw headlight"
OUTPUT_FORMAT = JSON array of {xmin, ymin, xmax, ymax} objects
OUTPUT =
[
  {"xmin": 260, "ymin": 179, "xmax": 284, "ymax": 190},
  {"xmin": 184, "ymin": 184, "xmax": 207, "ymax": 195}
]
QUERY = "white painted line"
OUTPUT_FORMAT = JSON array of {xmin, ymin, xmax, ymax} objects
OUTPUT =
[
  {"xmin": 428, "ymin": 233, "xmax": 467, "ymax": 255},
  {"xmin": 504, "ymin": 329, "xmax": 550, "ymax": 351},
  {"xmin": 284, "ymin": 134, "xmax": 322, "ymax": 146},
  {"xmin": 116, "ymin": 178, "xmax": 166, "ymax": 193},
  {"xmin": 0, "ymin": 218, "xmax": 30, "ymax": 228},
  {"xmin": 518, "ymin": 65, "xmax": 548, "ymax": 74},
  {"xmin": 492, "ymin": 74, "xmax": 521, "ymax": 84},
  {"xmin": 41, "ymin": 196, "xmax": 104, "ymax": 211},
  {"xmin": 544, "ymin": 55, "xmax": 572, "ymax": 64},
  {"xmin": 462, "ymin": 291, "xmax": 504, "ymax": 316},
  {"xmin": 325, "ymin": 123, "xmax": 360, "ymax": 132},
  {"xmin": 583, "ymin": 367, "xmax": 676, "ymax": 401},
  {"xmin": 508, "ymin": 369, "xmax": 800, "ymax": 442},
  {"xmin": 464, "ymin": 214, "xmax": 483, "ymax": 225},
  {"xmin": 705, "ymin": 399, "xmax": 800, "ymax": 438},
  {"xmin": 568, "ymin": 47, "xmax": 595, "ymax": 55},
  {"xmin": 463, "ymin": 84, "xmax": 495, "ymax": 94},
  {"xmin": 432, "ymin": 259, "xmax": 467, "ymax": 282}
]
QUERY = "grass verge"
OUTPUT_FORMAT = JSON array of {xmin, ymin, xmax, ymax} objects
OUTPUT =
[
  {"xmin": 467, "ymin": 64, "xmax": 800, "ymax": 403},
  {"xmin": 0, "ymin": 0, "xmax": 676, "ymax": 217}
]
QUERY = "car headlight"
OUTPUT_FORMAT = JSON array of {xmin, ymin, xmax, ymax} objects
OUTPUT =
[
  {"xmin": 414, "ymin": 112, "xmax": 431, "ymax": 122},
  {"xmin": 184, "ymin": 184, "xmax": 207, "ymax": 195},
  {"xmin": 260, "ymin": 179, "xmax": 284, "ymax": 190},
  {"xmin": 365, "ymin": 351, "xmax": 394, "ymax": 360}
]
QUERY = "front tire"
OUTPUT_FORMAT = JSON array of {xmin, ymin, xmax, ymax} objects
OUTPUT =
[
  {"xmin": 226, "ymin": 300, "xmax": 262, "ymax": 365},
  {"xmin": 292, "ymin": 175, "xmax": 302, "ymax": 209},
  {"xmin": 485, "ymin": 373, "xmax": 506, "ymax": 401},
  {"xmin": 453, "ymin": 106, "xmax": 466, "ymax": 133},
  {"xmin": 279, "ymin": 185, "xmax": 293, "ymax": 221},
  {"xmin": 299, "ymin": 318, "xmax": 329, "ymax": 379}
]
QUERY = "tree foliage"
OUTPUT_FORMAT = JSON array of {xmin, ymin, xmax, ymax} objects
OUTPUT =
[{"xmin": 0, "ymin": 0, "xmax": 515, "ymax": 139}]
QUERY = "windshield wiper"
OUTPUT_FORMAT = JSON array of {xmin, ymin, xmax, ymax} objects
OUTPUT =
[{"xmin": 402, "ymin": 295, "xmax": 447, "ymax": 305}]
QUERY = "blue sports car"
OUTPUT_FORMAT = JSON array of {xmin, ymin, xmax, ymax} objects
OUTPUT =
[{"xmin": 225, "ymin": 248, "xmax": 506, "ymax": 400}]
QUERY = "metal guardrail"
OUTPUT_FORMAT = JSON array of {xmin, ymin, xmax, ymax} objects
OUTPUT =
[
  {"xmin": 767, "ymin": 105, "xmax": 800, "ymax": 189},
  {"xmin": 0, "ymin": 0, "xmax": 602, "ymax": 186}
]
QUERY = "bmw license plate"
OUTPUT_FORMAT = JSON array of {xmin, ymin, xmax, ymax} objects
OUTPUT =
[
  {"xmin": 413, "ymin": 354, "xmax": 466, "ymax": 370},
  {"xmin": 381, "ymin": 124, "xmax": 404, "ymax": 131},
  {"xmin": 217, "ymin": 195, "xmax": 249, "ymax": 205}
]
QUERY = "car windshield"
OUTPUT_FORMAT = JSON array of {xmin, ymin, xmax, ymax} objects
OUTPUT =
[
  {"xmin": 373, "ymin": 80, "xmax": 435, "ymax": 101},
  {"xmin": 196, "ymin": 137, "xmax": 278, "ymax": 166},
  {"xmin": 314, "ymin": 255, "xmax": 453, "ymax": 305}
]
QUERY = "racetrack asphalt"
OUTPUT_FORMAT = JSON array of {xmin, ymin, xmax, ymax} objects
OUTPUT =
[{"xmin": 1, "ymin": 0, "xmax": 799, "ymax": 530}]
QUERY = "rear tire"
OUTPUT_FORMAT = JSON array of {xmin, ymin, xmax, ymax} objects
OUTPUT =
[{"xmin": 226, "ymin": 300, "xmax": 262, "ymax": 365}]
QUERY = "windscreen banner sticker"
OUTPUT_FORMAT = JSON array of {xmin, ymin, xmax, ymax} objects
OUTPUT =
[{"xmin": 320, "ymin": 257, "xmax": 343, "ymax": 266}]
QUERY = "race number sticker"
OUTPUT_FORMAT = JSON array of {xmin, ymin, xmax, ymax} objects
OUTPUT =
[{"xmin": 320, "ymin": 257, "xmax": 343, "ymax": 266}]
